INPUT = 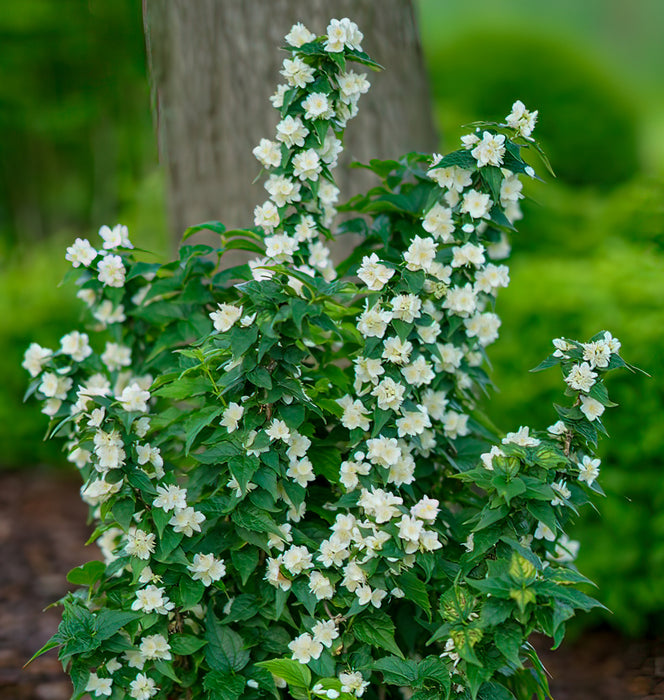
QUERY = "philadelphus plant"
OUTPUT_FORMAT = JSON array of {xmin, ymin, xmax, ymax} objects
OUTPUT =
[{"xmin": 25, "ymin": 18, "xmax": 635, "ymax": 700}]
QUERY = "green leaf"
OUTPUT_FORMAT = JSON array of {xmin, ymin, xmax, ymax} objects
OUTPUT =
[
  {"xmin": 416, "ymin": 656, "xmax": 451, "ymax": 692},
  {"xmin": 231, "ymin": 503, "xmax": 281, "ymax": 535},
  {"xmin": 93, "ymin": 610, "xmax": 141, "ymax": 642},
  {"xmin": 248, "ymin": 366, "xmax": 273, "ymax": 389},
  {"xmin": 184, "ymin": 406, "xmax": 224, "ymax": 455},
  {"xmin": 225, "ymin": 594, "xmax": 261, "ymax": 623},
  {"xmin": 373, "ymin": 656, "xmax": 417, "ymax": 686},
  {"xmin": 203, "ymin": 671, "xmax": 246, "ymax": 700},
  {"xmin": 112, "ymin": 498, "xmax": 135, "ymax": 530},
  {"xmin": 431, "ymin": 148, "xmax": 476, "ymax": 170},
  {"xmin": 66, "ymin": 560, "xmax": 106, "ymax": 586},
  {"xmin": 204, "ymin": 610, "xmax": 250, "ymax": 672},
  {"xmin": 230, "ymin": 548, "xmax": 260, "ymax": 586},
  {"xmin": 478, "ymin": 681, "xmax": 517, "ymax": 700},
  {"xmin": 398, "ymin": 571, "xmax": 432, "ymax": 619},
  {"xmin": 256, "ymin": 658, "xmax": 311, "ymax": 689},
  {"xmin": 354, "ymin": 612, "xmax": 403, "ymax": 658},
  {"xmin": 494, "ymin": 623, "xmax": 523, "ymax": 666},
  {"xmin": 182, "ymin": 220, "xmax": 226, "ymax": 242},
  {"xmin": 170, "ymin": 633, "xmax": 208, "ymax": 655}
]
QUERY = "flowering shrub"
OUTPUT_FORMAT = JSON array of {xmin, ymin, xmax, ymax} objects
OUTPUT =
[{"xmin": 25, "ymin": 19, "xmax": 634, "ymax": 700}]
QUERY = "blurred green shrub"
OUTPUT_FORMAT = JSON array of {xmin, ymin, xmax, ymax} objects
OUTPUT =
[
  {"xmin": 0, "ymin": 0, "xmax": 154, "ymax": 245},
  {"xmin": 487, "ymin": 189, "xmax": 664, "ymax": 634},
  {"xmin": 426, "ymin": 30, "xmax": 640, "ymax": 187}
]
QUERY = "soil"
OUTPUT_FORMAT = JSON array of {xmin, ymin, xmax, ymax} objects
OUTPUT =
[{"xmin": 0, "ymin": 469, "xmax": 662, "ymax": 700}]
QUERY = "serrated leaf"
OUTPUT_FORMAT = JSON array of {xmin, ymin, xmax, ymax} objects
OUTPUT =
[
  {"xmin": 204, "ymin": 610, "xmax": 250, "ymax": 672},
  {"xmin": 256, "ymin": 658, "xmax": 311, "ymax": 688},
  {"xmin": 373, "ymin": 656, "xmax": 417, "ymax": 686},
  {"xmin": 353, "ymin": 612, "xmax": 403, "ymax": 659}
]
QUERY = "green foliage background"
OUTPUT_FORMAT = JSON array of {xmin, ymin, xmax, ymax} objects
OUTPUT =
[{"xmin": 2, "ymin": 0, "xmax": 663, "ymax": 635}]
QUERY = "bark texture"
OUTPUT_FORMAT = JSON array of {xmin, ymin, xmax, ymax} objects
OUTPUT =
[{"xmin": 143, "ymin": 0, "xmax": 438, "ymax": 245}]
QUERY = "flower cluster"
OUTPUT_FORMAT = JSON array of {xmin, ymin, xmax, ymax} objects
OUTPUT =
[{"xmin": 25, "ymin": 19, "xmax": 633, "ymax": 700}]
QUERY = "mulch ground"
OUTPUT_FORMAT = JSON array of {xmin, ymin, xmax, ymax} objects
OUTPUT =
[{"xmin": 0, "ymin": 469, "xmax": 662, "ymax": 700}]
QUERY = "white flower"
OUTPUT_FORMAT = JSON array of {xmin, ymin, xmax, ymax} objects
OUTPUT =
[
  {"xmin": 286, "ymin": 457, "xmax": 316, "ymax": 487},
  {"xmin": 505, "ymin": 100, "xmax": 538, "ymax": 137},
  {"xmin": 253, "ymin": 138, "xmax": 282, "ymax": 168},
  {"xmin": 565, "ymin": 362, "xmax": 598, "ymax": 392},
  {"xmin": 422, "ymin": 203, "xmax": 455, "ymax": 242},
  {"xmin": 125, "ymin": 529, "xmax": 156, "ymax": 560},
  {"xmin": 292, "ymin": 149, "xmax": 322, "ymax": 181},
  {"xmin": 117, "ymin": 383, "xmax": 150, "ymax": 413},
  {"xmin": 93, "ymin": 300, "xmax": 126, "ymax": 326},
  {"xmin": 131, "ymin": 585, "xmax": 174, "ymax": 615},
  {"xmin": 443, "ymin": 283, "xmax": 478, "ymax": 317},
  {"xmin": 324, "ymin": 18, "xmax": 348, "ymax": 52},
  {"xmin": 338, "ymin": 70, "xmax": 370, "ymax": 104},
  {"xmin": 580, "ymin": 395, "xmax": 605, "ymax": 422},
  {"xmin": 153, "ymin": 484, "xmax": 187, "ymax": 512},
  {"xmin": 80, "ymin": 478, "xmax": 121, "ymax": 506},
  {"xmin": 66, "ymin": 238, "xmax": 97, "ymax": 267},
  {"xmin": 302, "ymin": 92, "xmax": 332, "ymax": 120},
  {"xmin": 461, "ymin": 133, "xmax": 480, "ymax": 149},
  {"xmin": 337, "ymin": 395, "xmax": 371, "ymax": 431},
  {"xmin": 280, "ymin": 56, "xmax": 315, "ymax": 88},
  {"xmin": 391, "ymin": 293, "xmax": 422, "ymax": 323},
  {"xmin": 396, "ymin": 407, "xmax": 431, "ymax": 437},
  {"xmin": 97, "ymin": 254, "xmax": 126, "ymax": 288},
  {"xmin": 23, "ymin": 343, "xmax": 53, "ymax": 377},
  {"xmin": 266, "ymin": 419, "xmax": 290, "ymax": 442},
  {"xmin": 578, "ymin": 455, "xmax": 601, "ymax": 486},
  {"xmin": 366, "ymin": 436, "xmax": 401, "ymax": 467},
  {"xmin": 552, "ymin": 337, "xmax": 574, "ymax": 357},
  {"xmin": 210, "ymin": 303, "xmax": 243, "ymax": 332},
  {"xmin": 371, "ymin": 377, "xmax": 405, "ymax": 412},
  {"xmin": 404, "ymin": 235, "xmax": 437, "ymax": 272},
  {"xmin": 129, "ymin": 673, "xmax": 158, "ymax": 700},
  {"xmin": 100, "ymin": 224, "xmax": 132, "ymax": 249},
  {"xmin": 461, "ymin": 190, "xmax": 492, "ymax": 219},
  {"xmin": 285, "ymin": 22, "xmax": 316, "ymax": 47},
  {"xmin": 309, "ymin": 571, "xmax": 334, "ymax": 600},
  {"xmin": 85, "ymin": 672, "xmax": 113, "ymax": 697},
  {"xmin": 39, "ymin": 372, "xmax": 72, "ymax": 400},
  {"xmin": 464, "ymin": 312, "xmax": 501, "ymax": 346},
  {"xmin": 461, "ymin": 533, "xmax": 475, "ymax": 552},
  {"xmin": 475, "ymin": 263, "xmax": 510, "ymax": 294},
  {"xmin": 500, "ymin": 174, "xmax": 523, "ymax": 202},
  {"xmin": 382, "ymin": 336, "xmax": 413, "ymax": 365},
  {"xmin": 340, "ymin": 671, "xmax": 369, "ymax": 697},
  {"xmin": 401, "ymin": 355, "xmax": 435, "ymax": 387},
  {"xmin": 357, "ymin": 253, "xmax": 395, "ymax": 291},
  {"xmin": 169, "ymin": 507, "xmax": 205, "ymax": 536},
  {"xmin": 502, "ymin": 425, "xmax": 540, "ymax": 447},
  {"xmin": 548, "ymin": 533, "xmax": 580, "ymax": 563},
  {"xmin": 265, "ymin": 174, "xmax": 301, "ymax": 207},
  {"xmin": 139, "ymin": 634, "xmax": 171, "ymax": 661},
  {"xmin": 547, "ymin": 420, "xmax": 566, "ymax": 435},
  {"xmin": 254, "ymin": 200, "xmax": 280, "ymax": 233},
  {"xmin": 220, "ymin": 402, "xmax": 244, "ymax": 432},
  {"xmin": 312, "ymin": 619, "xmax": 339, "ymax": 648},
  {"xmin": 101, "ymin": 342, "xmax": 132, "ymax": 371},
  {"xmin": 603, "ymin": 331, "xmax": 621, "ymax": 354},
  {"xmin": 480, "ymin": 445, "xmax": 504, "ymax": 470},
  {"xmin": 551, "ymin": 480, "xmax": 571, "ymax": 507},
  {"xmin": 442, "ymin": 410, "xmax": 469, "ymax": 439},
  {"xmin": 471, "ymin": 131, "xmax": 506, "ymax": 167},
  {"xmin": 534, "ymin": 521, "xmax": 556, "ymax": 541},
  {"xmin": 357, "ymin": 304, "xmax": 392, "ymax": 339},
  {"xmin": 411, "ymin": 495, "xmax": 439, "ymax": 521},
  {"xmin": 289, "ymin": 633, "xmax": 323, "ymax": 664},
  {"xmin": 451, "ymin": 242, "xmax": 485, "ymax": 268},
  {"xmin": 60, "ymin": 331, "xmax": 92, "ymax": 362},
  {"xmin": 276, "ymin": 115, "xmax": 309, "ymax": 148},
  {"xmin": 188, "ymin": 553, "xmax": 226, "ymax": 586},
  {"xmin": 582, "ymin": 340, "xmax": 611, "ymax": 369}
]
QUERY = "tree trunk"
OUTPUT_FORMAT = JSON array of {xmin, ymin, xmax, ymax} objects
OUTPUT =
[{"xmin": 143, "ymin": 0, "xmax": 438, "ymax": 249}]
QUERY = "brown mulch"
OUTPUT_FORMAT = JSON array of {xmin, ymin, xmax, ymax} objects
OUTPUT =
[{"xmin": 0, "ymin": 469, "xmax": 662, "ymax": 700}]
